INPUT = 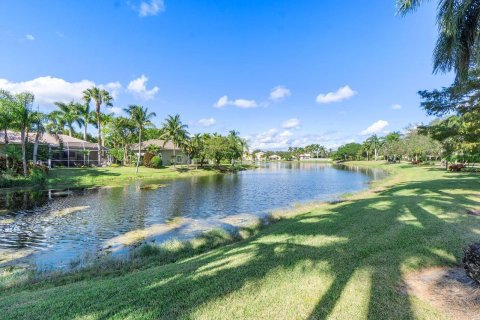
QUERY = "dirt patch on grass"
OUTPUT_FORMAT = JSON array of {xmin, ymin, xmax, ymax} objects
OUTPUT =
[
  {"xmin": 466, "ymin": 209, "xmax": 480, "ymax": 216},
  {"xmin": 404, "ymin": 267, "xmax": 480, "ymax": 320}
]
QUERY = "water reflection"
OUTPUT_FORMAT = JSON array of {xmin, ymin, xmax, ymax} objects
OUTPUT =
[{"xmin": 0, "ymin": 163, "xmax": 386, "ymax": 269}]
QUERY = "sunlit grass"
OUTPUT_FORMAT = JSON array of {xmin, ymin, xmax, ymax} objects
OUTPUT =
[{"xmin": 0, "ymin": 162, "xmax": 479, "ymax": 319}]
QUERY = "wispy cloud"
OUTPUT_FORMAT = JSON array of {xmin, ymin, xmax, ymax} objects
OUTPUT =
[
  {"xmin": 138, "ymin": 0, "xmax": 165, "ymax": 17},
  {"xmin": 282, "ymin": 118, "xmax": 300, "ymax": 129},
  {"xmin": 25, "ymin": 34, "xmax": 35, "ymax": 41},
  {"xmin": 198, "ymin": 118, "xmax": 216, "ymax": 127},
  {"xmin": 269, "ymin": 85, "xmax": 291, "ymax": 101},
  {"xmin": 392, "ymin": 104, "xmax": 402, "ymax": 110},
  {"xmin": 214, "ymin": 95, "xmax": 258, "ymax": 108},
  {"xmin": 127, "ymin": 75, "xmax": 159, "ymax": 100},
  {"xmin": 316, "ymin": 85, "xmax": 357, "ymax": 104},
  {"xmin": 360, "ymin": 120, "xmax": 389, "ymax": 135}
]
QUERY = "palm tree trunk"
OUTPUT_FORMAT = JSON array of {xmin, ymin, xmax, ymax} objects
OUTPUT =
[
  {"xmin": 4, "ymin": 128, "xmax": 9, "ymax": 169},
  {"xmin": 83, "ymin": 121, "xmax": 87, "ymax": 141},
  {"xmin": 173, "ymin": 145, "xmax": 176, "ymax": 169},
  {"xmin": 21, "ymin": 129, "xmax": 27, "ymax": 176},
  {"xmin": 136, "ymin": 128, "xmax": 141, "ymax": 174},
  {"xmin": 374, "ymin": 148, "xmax": 378, "ymax": 161},
  {"xmin": 33, "ymin": 133, "xmax": 40, "ymax": 164},
  {"xmin": 96, "ymin": 106, "xmax": 102, "ymax": 166}
]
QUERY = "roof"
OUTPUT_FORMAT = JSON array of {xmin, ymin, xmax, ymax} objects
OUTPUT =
[
  {"xmin": 0, "ymin": 130, "xmax": 103, "ymax": 150},
  {"xmin": 130, "ymin": 139, "xmax": 181, "ymax": 151}
]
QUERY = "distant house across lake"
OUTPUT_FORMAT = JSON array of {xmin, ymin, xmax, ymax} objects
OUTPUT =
[
  {"xmin": 0, "ymin": 130, "xmax": 107, "ymax": 167},
  {"xmin": 130, "ymin": 139, "xmax": 188, "ymax": 166}
]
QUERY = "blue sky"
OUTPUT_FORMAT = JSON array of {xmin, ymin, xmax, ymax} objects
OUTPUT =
[{"xmin": 0, "ymin": 0, "xmax": 453, "ymax": 150}]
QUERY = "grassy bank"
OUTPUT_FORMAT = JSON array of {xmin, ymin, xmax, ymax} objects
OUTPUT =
[
  {"xmin": 1, "ymin": 162, "xmax": 479, "ymax": 319},
  {"xmin": 28, "ymin": 164, "xmax": 252, "ymax": 189}
]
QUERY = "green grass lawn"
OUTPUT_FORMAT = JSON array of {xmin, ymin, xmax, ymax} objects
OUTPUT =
[
  {"xmin": 45, "ymin": 165, "xmax": 242, "ymax": 189},
  {"xmin": 1, "ymin": 162, "xmax": 479, "ymax": 319}
]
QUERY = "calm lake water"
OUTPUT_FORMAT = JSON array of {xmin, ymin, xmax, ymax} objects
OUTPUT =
[{"xmin": 0, "ymin": 162, "xmax": 386, "ymax": 269}]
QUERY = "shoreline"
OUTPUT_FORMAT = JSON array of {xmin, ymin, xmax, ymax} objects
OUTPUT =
[{"xmin": 0, "ymin": 161, "xmax": 392, "ymax": 287}]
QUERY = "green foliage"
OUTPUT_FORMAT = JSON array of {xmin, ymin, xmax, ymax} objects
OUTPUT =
[{"xmin": 149, "ymin": 156, "xmax": 163, "ymax": 168}]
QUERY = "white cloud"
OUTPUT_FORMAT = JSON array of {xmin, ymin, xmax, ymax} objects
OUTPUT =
[
  {"xmin": 282, "ymin": 118, "xmax": 300, "ymax": 129},
  {"xmin": 198, "ymin": 118, "xmax": 216, "ymax": 127},
  {"xmin": 139, "ymin": 0, "xmax": 165, "ymax": 17},
  {"xmin": 25, "ymin": 34, "xmax": 35, "ymax": 41},
  {"xmin": 392, "ymin": 104, "xmax": 402, "ymax": 110},
  {"xmin": 214, "ymin": 95, "xmax": 258, "ymax": 108},
  {"xmin": 0, "ymin": 76, "xmax": 125, "ymax": 106},
  {"xmin": 0, "ymin": 76, "xmax": 95, "ymax": 105},
  {"xmin": 245, "ymin": 128, "xmax": 352, "ymax": 150},
  {"xmin": 107, "ymin": 106, "xmax": 124, "ymax": 115},
  {"xmin": 100, "ymin": 81, "xmax": 122, "ymax": 99},
  {"xmin": 127, "ymin": 75, "xmax": 159, "ymax": 100},
  {"xmin": 360, "ymin": 120, "xmax": 389, "ymax": 135},
  {"xmin": 316, "ymin": 85, "xmax": 357, "ymax": 104},
  {"xmin": 269, "ymin": 86, "xmax": 291, "ymax": 101}
]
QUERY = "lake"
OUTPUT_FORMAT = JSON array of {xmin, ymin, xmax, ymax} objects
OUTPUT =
[{"xmin": 0, "ymin": 162, "xmax": 387, "ymax": 269}]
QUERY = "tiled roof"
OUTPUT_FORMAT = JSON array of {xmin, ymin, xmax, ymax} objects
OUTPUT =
[
  {"xmin": 130, "ymin": 139, "xmax": 181, "ymax": 151},
  {"xmin": 0, "ymin": 131, "xmax": 103, "ymax": 150}
]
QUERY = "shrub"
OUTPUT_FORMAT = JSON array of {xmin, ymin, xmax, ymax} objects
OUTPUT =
[
  {"xmin": 150, "ymin": 156, "xmax": 163, "ymax": 168},
  {"xmin": 143, "ymin": 152, "xmax": 155, "ymax": 167},
  {"xmin": 448, "ymin": 163, "xmax": 465, "ymax": 172},
  {"xmin": 463, "ymin": 242, "xmax": 480, "ymax": 284},
  {"xmin": 110, "ymin": 163, "xmax": 120, "ymax": 168}
]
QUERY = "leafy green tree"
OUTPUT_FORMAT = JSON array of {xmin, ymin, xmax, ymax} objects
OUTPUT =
[
  {"xmin": 124, "ymin": 105, "xmax": 156, "ymax": 173},
  {"xmin": 82, "ymin": 87, "xmax": 113, "ymax": 163},
  {"xmin": 205, "ymin": 134, "xmax": 228, "ymax": 166},
  {"xmin": 160, "ymin": 114, "xmax": 189, "ymax": 168},
  {"xmin": 51, "ymin": 101, "xmax": 83, "ymax": 137},
  {"xmin": 334, "ymin": 143, "xmax": 362, "ymax": 161},
  {"xmin": 398, "ymin": 0, "xmax": 480, "ymax": 80},
  {"xmin": 365, "ymin": 135, "xmax": 382, "ymax": 161},
  {"xmin": 0, "ymin": 90, "xmax": 14, "ymax": 168},
  {"xmin": 10, "ymin": 92, "xmax": 35, "ymax": 176},
  {"xmin": 107, "ymin": 116, "xmax": 136, "ymax": 165},
  {"xmin": 227, "ymin": 130, "xmax": 243, "ymax": 166}
]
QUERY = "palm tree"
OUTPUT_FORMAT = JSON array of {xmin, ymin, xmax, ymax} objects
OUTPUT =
[
  {"xmin": 30, "ymin": 111, "xmax": 47, "ymax": 164},
  {"xmin": 365, "ymin": 135, "xmax": 382, "ymax": 161},
  {"xmin": 77, "ymin": 103, "xmax": 94, "ymax": 141},
  {"xmin": 82, "ymin": 87, "xmax": 113, "ymax": 164},
  {"xmin": 124, "ymin": 105, "xmax": 156, "ymax": 173},
  {"xmin": 52, "ymin": 101, "xmax": 83, "ymax": 137},
  {"xmin": 0, "ymin": 90, "xmax": 14, "ymax": 169},
  {"xmin": 160, "ymin": 114, "xmax": 189, "ymax": 169},
  {"xmin": 10, "ymin": 92, "xmax": 35, "ymax": 176},
  {"xmin": 398, "ymin": 0, "xmax": 480, "ymax": 80}
]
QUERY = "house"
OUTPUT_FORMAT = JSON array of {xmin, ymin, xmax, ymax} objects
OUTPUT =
[
  {"xmin": 0, "ymin": 130, "xmax": 108, "ymax": 167},
  {"xmin": 268, "ymin": 154, "xmax": 282, "ymax": 161},
  {"xmin": 298, "ymin": 153, "xmax": 312, "ymax": 161},
  {"xmin": 130, "ymin": 139, "xmax": 188, "ymax": 166},
  {"xmin": 254, "ymin": 152, "xmax": 266, "ymax": 161}
]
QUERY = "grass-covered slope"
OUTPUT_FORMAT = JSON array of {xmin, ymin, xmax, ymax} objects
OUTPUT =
[{"xmin": 1, "ymin": 163, "xmax": 479, "ymax": 319}]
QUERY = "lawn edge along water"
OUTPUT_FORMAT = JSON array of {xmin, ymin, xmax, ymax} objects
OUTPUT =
[{"xmin": 0, "ymin": 161, "xmax": 391, "ymax": 291}]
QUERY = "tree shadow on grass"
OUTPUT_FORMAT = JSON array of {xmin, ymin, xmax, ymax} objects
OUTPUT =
[{"xmin": 1, "ymin": 176, "xmax": 480, "ymax": 319}]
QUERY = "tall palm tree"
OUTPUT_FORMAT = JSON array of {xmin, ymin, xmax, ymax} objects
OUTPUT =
[
  {"xmin": 398, "ymin": 0, "xmax": 480, "ymax": 80},
  {"xmin": 52, "ymin": 101, "xmax": 83, "ymax": 137},
  {"xmin": 124, "ymin": 105, "xmax": 156, "ymax": 173},
  {"xmin": 77, "ymin": 103, "xmax": 94, "ymax": 141},
  {"xmin": 160, "ymin": 114, "xmax": 189, "ymax": 169},
  {"xmin": 82, "ymin": 87, "xmax": 113, "ymax": 164}
]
